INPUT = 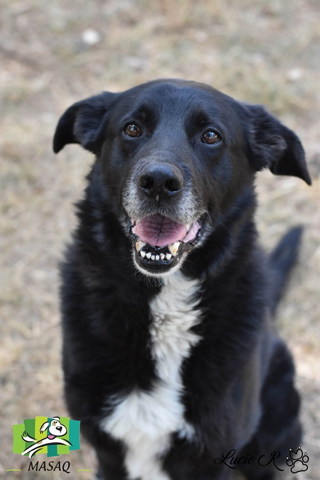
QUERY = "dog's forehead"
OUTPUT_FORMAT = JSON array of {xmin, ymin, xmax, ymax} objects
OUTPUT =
[{"xmin": 116, "ymin": 80, "xmax": 242, "ymax": 121}]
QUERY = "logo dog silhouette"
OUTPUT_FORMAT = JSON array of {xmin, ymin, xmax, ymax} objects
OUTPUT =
[{"xmin": 21, "ymin": 417, "xmax": 71, "ymax": 458}]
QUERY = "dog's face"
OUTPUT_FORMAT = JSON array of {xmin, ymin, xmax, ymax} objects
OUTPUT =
[
  {"xmin": 40, "ymin": 417, "xmax": 67, "ymax": 437},
  {"xmin": 49, "ymin": 418, "xmax": 67, "ymax": 437},
  {"xmin": 54, "ymin": 80, "xmax": 310, "ymax": 277}
]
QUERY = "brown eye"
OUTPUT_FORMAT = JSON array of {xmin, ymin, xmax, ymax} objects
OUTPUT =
[
  {"xmin": 201, "ymin": 129, "xmax": 221, "ymax": 145},
  {"xmin": 124, "ymin": 123, "xmax": 142, "ymax": 137}
]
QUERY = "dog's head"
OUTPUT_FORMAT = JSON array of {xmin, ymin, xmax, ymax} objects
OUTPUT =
[
  {"xmin": 40, "ymin": 417, "xmax": 67, "ymax": 437},
  {"xmin": 54, "ymin": 80, "xmax": 310, "ymax": 277}
]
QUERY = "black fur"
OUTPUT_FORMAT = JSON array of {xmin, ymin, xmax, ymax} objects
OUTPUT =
[{"xmin": 54, "ymin": 80, "xmax": 310, "ymax": 480}]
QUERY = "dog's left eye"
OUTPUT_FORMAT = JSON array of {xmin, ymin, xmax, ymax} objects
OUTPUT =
[
  {"xmin": 124, "ymin": 123, "xmax": 142, "ymax": 138},
  {"xmin": 201, "ymin": 129, "xmax": 221, "ymax": 145}
]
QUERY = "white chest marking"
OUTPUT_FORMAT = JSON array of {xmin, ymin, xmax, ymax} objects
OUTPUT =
[{"xmin": 101, "ymin": 272, "xmax": 201, "ymax": 480}]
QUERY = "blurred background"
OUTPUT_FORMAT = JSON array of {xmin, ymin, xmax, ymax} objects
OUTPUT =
[{"xmin": 0, "ymin": 0, "xmax": 319, "ymax": 478}]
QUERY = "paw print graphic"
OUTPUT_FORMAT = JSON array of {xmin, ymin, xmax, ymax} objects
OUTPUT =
[{"xmin": 286, "ymin": 447, "xmax": 309, "ymax": 474}]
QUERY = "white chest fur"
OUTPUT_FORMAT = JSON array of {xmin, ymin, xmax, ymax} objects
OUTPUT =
[{"xmin": 100, "ymin": 272, "xmax": 201, "ymax": 480}]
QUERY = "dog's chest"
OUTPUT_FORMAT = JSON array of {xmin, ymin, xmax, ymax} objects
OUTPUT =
[{"xmin": 101, "ymin": 272, "xmax": 201, "ymax": 480}]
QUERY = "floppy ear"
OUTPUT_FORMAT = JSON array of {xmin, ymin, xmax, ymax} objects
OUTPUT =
[
  {"xmin": 40, "ymin": 421, "xmax": 49, "ymax": 433},
  {"xmin": 246, "ymin": 105, "xmax": 311, "ymax": 185},
  {"xmin": 53, "ymin": 92, "xmax": 117, "ymax": 154}
]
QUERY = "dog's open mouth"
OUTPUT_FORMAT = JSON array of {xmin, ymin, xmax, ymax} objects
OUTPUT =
[{"xmin": 130, "ymin": 214, "xmax": 202, "ymax": 275}]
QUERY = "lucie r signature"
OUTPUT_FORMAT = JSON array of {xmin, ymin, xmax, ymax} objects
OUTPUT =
[{"xmin": 213, "ymin": 448, "xmax": 309, "ymax": 473}]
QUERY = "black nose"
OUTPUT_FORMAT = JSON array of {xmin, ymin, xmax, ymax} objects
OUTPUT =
[
  {"xmin": 138, "ymin": 163, "xmax": 184, "ymax": 199},
  {"xmin": 56, "ymin": 426, "xmax": 62, "ymax": 432}
]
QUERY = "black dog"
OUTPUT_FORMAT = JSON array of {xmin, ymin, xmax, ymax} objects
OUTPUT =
[{"xmin": 53, "ymin": 79, "xmax": 311, "ymax": 480}]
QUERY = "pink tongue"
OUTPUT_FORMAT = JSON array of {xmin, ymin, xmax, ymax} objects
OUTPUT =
[{"xmin": 132, "ymin": 215, "xmax": 188, "ymax": 248}]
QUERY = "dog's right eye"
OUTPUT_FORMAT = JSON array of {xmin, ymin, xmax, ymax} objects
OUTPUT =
[
  {"xmin": 123, "ymin": 123, "xmax": 142, "ymax": 138},
  {"xmin": 201, "ymin": 129, "xmax": 222, "ymax": 145}
]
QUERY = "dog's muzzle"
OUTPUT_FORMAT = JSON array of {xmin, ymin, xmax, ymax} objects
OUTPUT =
[{"xmin": 125, "ymin": 161, "xmax": 205, "ymax": 276}]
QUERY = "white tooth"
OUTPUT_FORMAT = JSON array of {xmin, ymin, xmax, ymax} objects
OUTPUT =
[
  {"xmin": 168, "ymin": 241, "xmax": 180, "ymax": 256},
  {"xmin": 160, "ymin": 253, "xmax": 165, "ymax": 260},
  {"xmin": 135, "ymin": 240, "xmax": 146, "ymax": 252},
  {"xmin": 140, "ymin": 250, "xmax": 146, "ymax": 258},
  {"xmin": 156, "ymin": 255, "xmax": 160, "ymax": 261},
  {"xmin": 151, "ymin": 255, "xmax": 156, "ymax": 260},
  {"xmin": 166, "ymin": 253, "xmax": 172, "ymax": 261},
  {"xmin": 146, "ymin": 252, "xmax": 152, "ymax": 259}
]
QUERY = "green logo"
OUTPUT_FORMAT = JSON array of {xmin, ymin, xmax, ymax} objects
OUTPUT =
[{"xmin": 12, "ymin": 416, "xmax": 80, "ymax": 458}]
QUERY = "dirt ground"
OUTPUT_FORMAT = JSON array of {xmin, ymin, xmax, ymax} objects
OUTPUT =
[{"xmin": 0, "ymin": 0, "xmax": 319, "ymax": 478}]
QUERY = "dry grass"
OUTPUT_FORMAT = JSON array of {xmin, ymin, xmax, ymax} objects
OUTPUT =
[{"xmin": 0, "ymin": 0, "xmax": 319, "ymax": 478}]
